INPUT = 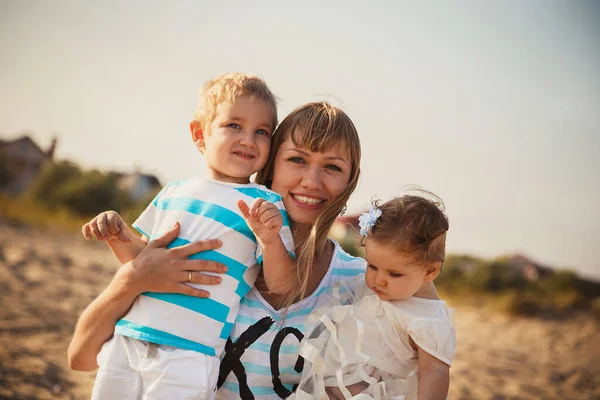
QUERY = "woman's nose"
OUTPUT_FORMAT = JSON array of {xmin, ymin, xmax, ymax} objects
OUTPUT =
[{"xmin": 300, "ymin": 166, "xmax": 323, "ymax": 190}]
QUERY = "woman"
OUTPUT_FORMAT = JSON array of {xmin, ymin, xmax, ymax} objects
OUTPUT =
[{"xmin": 69, "ymin": 102, "xmax": 366, "ymax": 399}]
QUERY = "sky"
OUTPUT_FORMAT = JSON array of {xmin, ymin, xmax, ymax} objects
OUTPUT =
[{"xmin": 1, "ymin": 1, "xmax": 599, "ymax": 279}]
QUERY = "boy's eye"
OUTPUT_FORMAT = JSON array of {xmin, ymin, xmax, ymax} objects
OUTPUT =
[
  {"xmin": 325, "ymin": 164, "xmax": 342, "ymax": 172},
  {"xmin": 367, "ymin": 264, "xmax": 377, "ymax": 270},
  {"xmin": 256, "ymin": 129, "xmax": 270, "ymax": 137},
  {"xmin": 390, "ymin": 272, "xmax": 403, "ymax": 278},
  {"xmin": 228, "ymin": 123, "xmax": 241, "ymax": 130}
]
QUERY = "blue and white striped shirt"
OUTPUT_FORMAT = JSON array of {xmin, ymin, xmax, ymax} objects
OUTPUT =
[{"xmin": 115, "ymin": 178, "xmax": 294, "ymax": 358}]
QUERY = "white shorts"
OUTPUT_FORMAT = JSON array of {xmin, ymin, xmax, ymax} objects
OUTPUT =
[{"xmin": 91, "ymin": 334, "xmax": 220, "ymax": 400}]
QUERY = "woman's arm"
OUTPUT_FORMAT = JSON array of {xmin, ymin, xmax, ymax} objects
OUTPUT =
[
  {"xmin": 416, "ymin": 345, "xmax": 450, "ymax": 400},
  {"xmin": 67, "ymin": 222, "xmax": 227, "ymax": 371}
]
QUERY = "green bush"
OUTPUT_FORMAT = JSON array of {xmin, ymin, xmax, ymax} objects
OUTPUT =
[{"xmin": 26, "ymin": 161, "xmax": 134, "ymax": 217}]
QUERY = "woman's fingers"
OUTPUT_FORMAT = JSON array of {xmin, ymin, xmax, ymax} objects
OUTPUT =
[
  {"xmin": 180, "ymin": 259, "xmax": 227, "ymax": 274},
  {"xmin": 176, "ymin": 283, "xmax": 210, "ymax": 298},
  {"xmin": 170, "ymin": 239, "xmax": 222, "ymax": 258},
  {"xmin": 147, "ymin": 222, "xmax": 181, "ymax": 249},
  {"xmin": 184, "ymin": 270, "xmax": 222, "ymax": 285}
]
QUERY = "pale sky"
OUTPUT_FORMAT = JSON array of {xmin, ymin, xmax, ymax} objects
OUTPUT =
[{"xmin": 1, "ymin": 1, "xmax": 599, "ymax": 279}]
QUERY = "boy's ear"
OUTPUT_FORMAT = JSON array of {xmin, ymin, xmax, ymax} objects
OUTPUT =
[
  {"xmin": 423, "ymin": 262, "xmax": 442, "ymax": 283},
  {"xmin": 190, "ymin": 120, "xmax": 206, "ymax": 153}
]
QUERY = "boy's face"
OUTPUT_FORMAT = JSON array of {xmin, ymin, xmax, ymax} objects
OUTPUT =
[{"xmin": 191, "ymin": 95, "xmax": 274, "ymax": 184}]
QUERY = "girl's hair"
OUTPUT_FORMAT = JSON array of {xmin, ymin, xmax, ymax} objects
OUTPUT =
[
  {"xmin": 256, "ymin": 102, "xmax": 361, "ymax": 309},
  {"xmin": 368, "ymin": 193, "xmax": 449, "ymax": 267}
]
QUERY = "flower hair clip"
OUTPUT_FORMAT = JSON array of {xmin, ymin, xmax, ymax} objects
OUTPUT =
[{"xmin": 358, "ymin": 205, "xmax": 382, "ymax": 236}]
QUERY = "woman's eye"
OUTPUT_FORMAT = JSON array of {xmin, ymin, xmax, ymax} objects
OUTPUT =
[
  {"xmin": 288, "ymin": 156, "xmax": 305, "ymax": 164},
  {"xmin": 256, "ymin": 129, "xmax": 270, "ymax": 136},
  {"xmin": 325, "ymin": 164, "xmax": 342, "ymax": 172},
  {"xmin": 228, "ymin": 123, "xmax": 241, "ymax": 129}
]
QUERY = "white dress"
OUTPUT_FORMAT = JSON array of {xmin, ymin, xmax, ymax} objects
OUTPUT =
[{"xmin": 291, "ymin": 277, "xmax": 455, "ymax": 400}]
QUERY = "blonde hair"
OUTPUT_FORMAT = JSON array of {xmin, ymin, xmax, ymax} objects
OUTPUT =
[
  {"xmin": 193, "ymin": 72, "xmax": 278, "ymax": 132},
  {"xmin": 367, "ymin": 193, "xmax": 449, "ymax": 267},
  {"xmin": 256, "ymin": 102, "xmax": 361, "ymax": 310}
]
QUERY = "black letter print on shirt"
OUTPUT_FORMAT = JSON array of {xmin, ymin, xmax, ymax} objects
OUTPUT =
[
  {"xmin": 270, "ymin": 327, "xmax": 304, "ymax": 398},
  {"xmin": 218, "ymin": 317, "xmax": 274, "ymax": 399},
  {"xmin": 218, "ymin": 318, "xmax": 306, "ymax": 399}
]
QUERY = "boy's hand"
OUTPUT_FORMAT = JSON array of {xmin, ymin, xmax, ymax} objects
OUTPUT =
[
  {"xmin": 237, "ymin": 199, "xmax": 283, "ymax": 246},
  {"xmin": 82, "ymin": 211, "xmax": 131, "ymax": 243}
]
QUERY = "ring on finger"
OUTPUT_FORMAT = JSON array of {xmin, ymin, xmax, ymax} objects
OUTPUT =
[{"xmin": 187, "ymin": 271, "xmax": 192, "ymax": 282}]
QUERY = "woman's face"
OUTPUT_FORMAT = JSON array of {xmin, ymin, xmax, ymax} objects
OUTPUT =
[{"xmin": 270, "ymin": 138, "xmax": 352, "ymax": 226}]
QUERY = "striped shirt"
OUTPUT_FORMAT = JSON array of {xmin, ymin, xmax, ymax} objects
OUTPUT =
[
  {"xmin": 216, "ymin": 241, "xmax": 367, "ymax": 399},
  {"xmin": 115, "ymin": 178, "xmax": 294, "ymax": 358}
]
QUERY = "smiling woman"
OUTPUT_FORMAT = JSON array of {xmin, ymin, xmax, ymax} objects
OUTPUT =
[{"xmin": 256, "ymin": 102, "xmax": 362, "ymax": 311}]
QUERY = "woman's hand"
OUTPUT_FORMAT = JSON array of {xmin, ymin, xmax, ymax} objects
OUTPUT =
[
  {"xmin": 121, "ymin": 221, "xmax": 228, "ymax": 297},
  {"xmin": 68, "ymin": 221, "xmax": 226, "ymax": 371}
]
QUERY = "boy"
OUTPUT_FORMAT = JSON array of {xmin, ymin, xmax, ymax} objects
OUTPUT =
[{"xmin": 82, "ymin": 73, "xmax": 296, "ymax": 399}]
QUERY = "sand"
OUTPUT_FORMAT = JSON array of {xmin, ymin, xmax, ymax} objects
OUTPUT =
[{"xmin": 0, "ymin": 222, "xmax": 598, "ymax": 399}]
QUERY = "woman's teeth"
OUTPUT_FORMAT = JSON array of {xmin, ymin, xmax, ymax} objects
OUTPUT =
[{"xmin": 293, "ymin": 195, "xmax": 323, "ymax": 205}]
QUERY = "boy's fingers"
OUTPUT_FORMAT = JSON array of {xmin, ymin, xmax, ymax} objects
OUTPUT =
[
  {"xmin": 81, "ymin": 224, "xmax": 91, "ymax": 239},
  {"xmin": 109, "ymin": 217, "xmax": 130, "ymax": 243},
  {"xmin": 148, "ymin": 222, "xmax": 180, "ymax": 248},
  {"xmin": 107, "ymin": 214, "xmax": 121, "ymax": 233},
  {"xmin": 249, "ymin": 198, "xmax": 265, "ymax": 217},
  {"xmin": 260, "ymin": 209, "xmax": 279, "ymax": 223},
  {"xmin": 89, "ymin": 221, "xmax": 103, "ymax": 240},
  {"xmin": 97, "ymin": 213, "xmax": 109, "ymax": 239},
  {"xmin": 237, "ymin": 199, "xmax": 251, "ymax": 219}
]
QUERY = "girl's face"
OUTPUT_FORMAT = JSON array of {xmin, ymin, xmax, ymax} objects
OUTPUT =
[
  {"xmin": 270, "ymin": 138, "xmax": 352, "ymax": 226},
  {"xmin": 364, "ymin": 238, "xmax": 437, "ymax": 301}
]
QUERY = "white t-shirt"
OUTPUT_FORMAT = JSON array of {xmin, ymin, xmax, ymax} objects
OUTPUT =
[
  {"xmin": 216, "ymin": 241, "xmax": 367, "ymax": 399},
  {"xmin": 115, "ymin": 178, "xmax": 294, "ymax": 358}
]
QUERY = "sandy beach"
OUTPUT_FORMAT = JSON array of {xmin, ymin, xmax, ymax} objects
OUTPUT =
[{"xmin": 1, "ymin": 222, "xmax": 598, "ymax": 399}]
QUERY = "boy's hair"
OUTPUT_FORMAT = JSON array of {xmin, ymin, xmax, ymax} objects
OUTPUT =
[
  {"xmin": 369, "ymin": 193, "xmax": 449, "ymax": 267},
  {"xmin": 193, "ymin": 72, "xmax": 278, "ymax": 132},
  {"xmin": 256, "ymin": 101, "xmax": 362, "ymax": 310}
]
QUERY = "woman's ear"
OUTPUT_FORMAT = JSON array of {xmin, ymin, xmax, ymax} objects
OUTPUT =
[
  {"xmin": 423, "ymin": 262, "xmax": 442, "ymax": 283},
  {"xmin": 190, "ymin": 120, "xmax": 206, "ymax": 153}
]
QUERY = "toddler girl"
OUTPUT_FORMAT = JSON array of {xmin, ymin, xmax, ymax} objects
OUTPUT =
[{"xmin": 293, "ymin": 194, "xmax": 455, "ymax": 400}]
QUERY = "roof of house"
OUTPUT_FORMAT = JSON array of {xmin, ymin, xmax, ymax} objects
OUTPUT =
[{"xmin": 0, "ymin": 135, "xmax": 47, "ymax": 157}]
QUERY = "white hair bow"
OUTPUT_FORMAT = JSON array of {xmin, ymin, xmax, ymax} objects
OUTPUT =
[{"xmin": 358, "ymin": 205, "xmax": 382, "ymax": 236}]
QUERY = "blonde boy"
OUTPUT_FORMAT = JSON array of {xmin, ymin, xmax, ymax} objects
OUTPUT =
[{"xmin": 83, "ymin": 73, "xmax": 296, "ymax": 399}]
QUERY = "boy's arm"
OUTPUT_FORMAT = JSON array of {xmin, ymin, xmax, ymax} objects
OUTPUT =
[
  {"xmin": 83, "ymin": 210, "xmax": 148, "ymax": 265},
  {"xmin": 259, "ymin": 236, "xmax": 296, "ymax": 294},
  {"xmin": 106, "ymin": 234, "xmax": 148, "ymax": 265},
  {"xmin": 237, "ymin": 199, "xmax": 296, "ymax": 295},
  {"xmin": 416, "ymin": 344, "xmax": 450, "ymax": 400}
]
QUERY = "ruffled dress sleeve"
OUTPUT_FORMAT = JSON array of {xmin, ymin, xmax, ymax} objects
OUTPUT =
[{"xmin": 406, "ymin": 308, "xmax": 455, "ymax": 367}]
